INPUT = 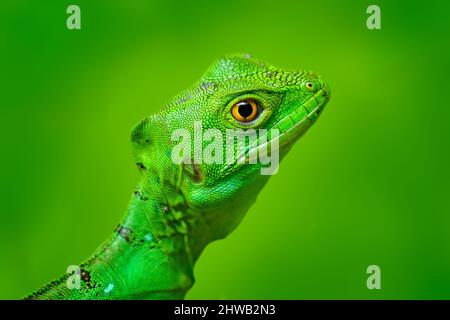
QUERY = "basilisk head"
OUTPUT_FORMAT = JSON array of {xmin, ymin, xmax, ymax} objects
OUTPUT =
[{"xmin": 26, "ymin": 54, "xmax": 330, "ymax": 300}]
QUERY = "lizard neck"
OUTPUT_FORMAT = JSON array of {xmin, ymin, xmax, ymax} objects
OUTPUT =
[
  {"xmin": 26, "ymin": 169, "xmax": 211, "ymax": 300},
  {"xmin": 90, "ymin": 172, "xmax": 209, "ymax": 299}
]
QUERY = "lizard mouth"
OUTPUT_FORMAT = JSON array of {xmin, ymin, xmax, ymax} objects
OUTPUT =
[{"xmin": 236, "ymin": 87, "xmax": 330, "ymax": 164}]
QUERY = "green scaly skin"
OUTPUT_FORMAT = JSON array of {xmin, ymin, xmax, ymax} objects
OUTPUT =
[{"xmin": 25, "ymin": 54, "xmax": 330, "ymax": 300}]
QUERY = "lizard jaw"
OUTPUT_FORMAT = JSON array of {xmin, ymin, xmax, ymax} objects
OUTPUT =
[{"xmin": 275, "ymin": 86, "xmax": 329, "ymax": 149}]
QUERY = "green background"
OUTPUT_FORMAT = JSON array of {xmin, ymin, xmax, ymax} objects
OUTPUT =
[{"xmin": 1, "ymin": 0, "xmax": 449, "ymax": 299}]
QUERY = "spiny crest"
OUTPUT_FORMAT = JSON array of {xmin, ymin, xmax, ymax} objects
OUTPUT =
[
  {"xmin": 164, "ymin": 54, "xmax": 269, "ymax": 110},
  {"xmin": 163, "ymin": 54, "xmax": 306, "ymax": 110},
  {"xmin": 201, "ymin": 53, "xmax": 307, "ymax": 88},
  {"xmin": 201, "ymin": 53, "xmax": 272, "ymax": 82}
]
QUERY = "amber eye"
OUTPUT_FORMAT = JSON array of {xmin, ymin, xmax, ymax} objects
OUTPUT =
[
  {"xmin": 305, "ymin": 82, "xmax": 315, "ymax": 91},
  {"xmin": 231, "ymin": 99, "xmax": 259, "ymax": 122}
]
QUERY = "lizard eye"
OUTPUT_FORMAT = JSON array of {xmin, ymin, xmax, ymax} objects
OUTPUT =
[
  {"xmin": 305, "ymin": 82, "xmax": 315, "ymax": 91},
  {"xmin": 231, "ymin": 99, "xmax": 259, "ymax": 123}
]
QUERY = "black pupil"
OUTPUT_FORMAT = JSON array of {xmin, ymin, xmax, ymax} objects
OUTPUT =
[{"xmin": 238, "ymin": 102, "xmax": 254, "ymax": 118}]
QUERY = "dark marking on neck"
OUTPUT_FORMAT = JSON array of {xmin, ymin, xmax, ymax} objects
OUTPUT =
[
  {"xmin": 116, "ymin": 226, "xmax": 136, "ymax": 244},
  {"xmin": 134, "ymin": 190, "xmax": 149, "ymax": 201},
  {"xmin": 80, "ymin": 268, "xmax": 97, "ymax": 290},
  {"xmin": 136, "ymin": 162, "xmax": 146, "ymax": 170}
]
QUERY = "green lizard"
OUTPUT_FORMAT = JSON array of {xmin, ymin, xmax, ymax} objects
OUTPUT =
[{"xmin": 25, "ymin": 54, "xmax": 330, "ymax": 300}]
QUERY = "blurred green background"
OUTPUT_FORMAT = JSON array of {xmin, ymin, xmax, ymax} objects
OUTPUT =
[{"xmin": 1, "ymin": 0, "xmax": 449, "ymax": 299}]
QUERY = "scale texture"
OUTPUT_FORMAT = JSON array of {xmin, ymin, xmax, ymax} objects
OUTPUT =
[{"xmin": 25, "ymin": 54, "xmax": 330, "ymax": 300}]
